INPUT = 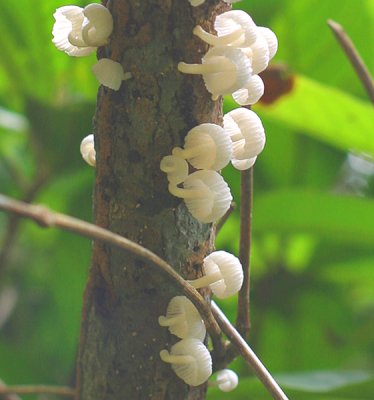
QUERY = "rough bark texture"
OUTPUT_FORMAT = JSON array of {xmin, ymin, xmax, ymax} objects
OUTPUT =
[{"xmin": 77, "ymin": 1, "xmax": 228, "ymax": 399}]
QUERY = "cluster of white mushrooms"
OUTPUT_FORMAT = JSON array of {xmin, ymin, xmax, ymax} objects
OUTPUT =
[
  {"xmin": 52, "ymin": 4, "xmax": 130, "ymax": 90},
  {"xmin": 52, "ymin": 0, "xmax": 277, "ymax": 393},
  {"xmin": 159, "ymin": 251, "xmax": 242, "ymax": 388}
]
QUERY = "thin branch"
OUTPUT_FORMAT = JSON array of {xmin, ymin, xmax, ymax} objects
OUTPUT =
[
  {"xmin": 236, "ymin": 168, "xmax": 253, "ymax": 338},
  {"xmin": 0, "ymin": 385, "xmax": 75, "ymax": 397},
  {"xmin": 0, "ymin": 193, "xmax": 221, "ymax": 340},
  {"xmin": 215, "ymin": 202, "xmax": 236, "ymax": 235},
  {"xmin": 211, "ymin": 301, "xmax": 289, "ymax": 400},
  {"xmin": 327, "ymin": 19, "xmax": 374, "ymax": 104}
]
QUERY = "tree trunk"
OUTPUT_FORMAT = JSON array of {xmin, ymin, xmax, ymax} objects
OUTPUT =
[{"xmin": 76, "ymin": 1, "xmax": 228, "ymax": 399}]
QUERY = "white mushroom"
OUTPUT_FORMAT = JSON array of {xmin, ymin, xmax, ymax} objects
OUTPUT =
[
  {"xmin": 52, "ymin": 4, "xmax": 113, "ymax": 56},
  {"xmin": 81, "ymin": 3, "xmax": 114, "ymax": 46},
  {"xmin": 232, "ymin": 74, "xmax": 264, "ymax": 106},
  {"xmin": 223, "ymin": 108, "xmax": 265, "ymax": 161},
  {"xmin": 80, "ymin": 134, "xmax": 96, "ymax": 167},
  {"xmin": 210, "ymin": 369, "xmax": 239, "ymax": 392},
  {"xmin": 193, "ymin": 10, "xmax": 257, "ymax": 48},
  {"xmin": 178, "ymin": 46, "xmax": 252, "ymax": 100},
  {"xmin": 158, "ymin": 296, "xmax": 206, "ymax": 341},
  {"xmin": 246, "ymin": 33, "xmax": 270, "ymax": 74},
  {"xmin": 231, "ymin": 156, "xmax": 257, "ymax": 171},
  {"xmin": 257, "ymin": 26, "xmax": 278, "ymax": 61},
  {"xmin": 172, "ymin": 123, "xmax": 232, "ymax": 171},
  {"xmin": 92, "ymin": 59, "xmax": 132, "ymax": 90},
  {"xmin": 169, "ymin": 170, "xmax": 232, "ymax": 223},
  {"xmin": 52, "ymin": 6, "xmax": 95, "ymax": 56},
  {"xmin": 160, "ymin": 155, "xmax": 189, "ymax": 185},
  {"xmin": 160, "ymin": 338, "xmax": 212, "ymax": 386},
  {"xmin": 188, "ymin": 251, "xmax": 243, "ymax": 299}
]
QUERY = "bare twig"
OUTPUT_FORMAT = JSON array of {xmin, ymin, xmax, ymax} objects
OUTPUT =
[
  {"xmin": 0, "ymin": 385, "xmax": 75, "ymax": 397},
  {"xmin": 0, "ymin": 193, "xmax": 221, "ymax": 339},
  {"xmin": 236, "ymin": 168, "xmax": 253, "ymax": 338},
  {"xmin": 211, "ymin": 301, "xmax": 289, "ymax": 400},
  {"xmin": 327, "ymin": 19, "xmax": 374, "ymax": 104},
  {"xmin": 215, "ymin": 202, "xmax": 236, "ymax": 235}
]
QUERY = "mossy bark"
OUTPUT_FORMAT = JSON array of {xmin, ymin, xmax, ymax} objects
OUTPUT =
[{"xmin": 76, "ymin": 1, "xmax": 228, "ymax": 399}]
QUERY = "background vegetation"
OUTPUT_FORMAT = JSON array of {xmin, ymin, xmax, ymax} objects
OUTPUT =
[{"xmin": 0, "ymin": 0, "xmax": 373, "ymax": 398}]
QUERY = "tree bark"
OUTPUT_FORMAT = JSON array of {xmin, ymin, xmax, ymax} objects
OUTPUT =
[{"xmin": 76, "ymin": 1, "xmax": 228, "ymax": 399}]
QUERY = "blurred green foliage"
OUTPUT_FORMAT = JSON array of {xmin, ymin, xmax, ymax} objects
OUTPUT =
[{"xmin": 0, "ymin": 0, "xmax": 373, "ymax": 399}]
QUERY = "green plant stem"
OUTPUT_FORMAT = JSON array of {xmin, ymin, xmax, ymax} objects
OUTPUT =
[{"xmin": 0, "ymin": 385, "xmax": 75, "ymax": 397}]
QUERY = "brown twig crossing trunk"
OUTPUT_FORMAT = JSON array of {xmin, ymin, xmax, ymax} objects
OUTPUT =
[{"xmin": 76, "ymin": 1, "xmax": 227, "ymax": 399}]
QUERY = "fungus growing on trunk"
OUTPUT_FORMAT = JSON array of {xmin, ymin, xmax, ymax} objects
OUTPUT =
[
  {"xmin": 193, "ymin": 10, "xmax": 257, "ymax": 48},
  {"xmin": 168, "ymin": 170, "xmax": 232, "ymax": 223},
  {"xmin": 178, "ymin": 46, "xmax": 251, "ymax": 100},
  {"xmin": 80, "ymin": 134, "xmax": 96, "ymax": 167},
  {"xmin": 188, "ymin": 251, "xmax": 243, "ymax": 299},
  {"xmin": 232, "ymin": 74, "xmax": 264, "ymax": 106},
  {"xmin": 210, "ymin": 369, "xmax": 239, "ymax": 392},
  {"xmin": 160, "ymin": 338, "xmax": 212, "ymax": 386},
  {"xmin": 92, "ymin": 59, "xmax": 131, "ymax": 90},
  {"xmin": 172, "ymin": 123, "xmax": 232, "ymax": 171},
  {"xmin": 224, "ymin": 108, "xmax": 265, "ymax": 163},
  {"xmin": 158, "ymin": 296, "xmax": 206, "ymax": 340},
  {"xmin": 160, "ymin": 155, "xmax": 189, "ymax": 185}
]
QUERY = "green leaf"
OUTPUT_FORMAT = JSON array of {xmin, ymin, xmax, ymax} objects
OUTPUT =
[
  {"xmin": 276, "ymin": 370, "xmax": 374, "ymax": 393},
  {"xmin": 253, "ymin": 190, "xmax": 374, "ymax": 246}
]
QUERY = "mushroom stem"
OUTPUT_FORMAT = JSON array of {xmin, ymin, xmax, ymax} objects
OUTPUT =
[
  {"xmin": 68, "ymin": 31, "xmax": 86, "ymax": 47},
  {"xmin": 158, "ymin": 314, "xmax": 185, "ymax": 327},
  {"xmin": 168, "ymin": 183, "xmax": 212, "ymax": 200},
  {"xmin": 193, "ymin": 25, "xmax": 244, "ymax": 46},
  {"xmin": 160, "ymin": 350, "xmax": 195, "ymax": 365},
  {"xmin": 178, "ymin": 59, "xmax": 234, "ymax": 75},
  {"xmin": 188, "ymin": 270, "xmax": 223, "ymax": 289},
  {"xmin": 172, "ymin": 144, "xmax": 212, "ymax": 160}
]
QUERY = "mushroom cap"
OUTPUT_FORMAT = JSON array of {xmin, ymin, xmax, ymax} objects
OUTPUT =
[
  {"xmin": 80, "ymin": 134, "xmax": 96, "ymax": 167},
  {"xmin": 224, "ymin": 108, "xmax": 265, "ymax": 160},
  {"xmin": 257, "ymin": 26, "xmax": 278, "ymax": 61},
  {"xmin": 160, "ymin": 155, "xmax": 189, "ymax": 185},
  {"xmin": 216, "ymin": 369, "xmax": 239, "ymax": 392},
  {"xmin": 203, "ymin": 251, "xmax": 243, "ymax": 298},
  {"xmin": 248, "ymin": 33, "xmax": 270, "ymax": 74},
  {"xmin": 188, "ymin": 0, "xmax": 205, "ymax": 5},
  {"xmin": 231, "ymin": 156, "xmax": 257, "ymax": 171},
  {"xmin": 181, "ymin": 123, "xmax": 232, "ymax": 170},
  {"xmin": 214, "ymin": 10, "xmax": 258, "ymax": 48},
  {"xmin": 92, "ymin": 58, "xmax": 125, "ymax": 90},
  {"xmin": 164, "ymin": 338, "xmax": 212, "ymax": 386},
  {"xmin": 52, "ymin": 6, "xmax": 95, "ymax": 56},
  {"xmin": 158, "ymin": 296, "xmax": 206, "ymax": 340},
  {"xmin": 202, "ymin": 46, "xmax": 252, "ymax": 98},
  {"xmin": 232, "ymin": 74, "xmax": 264, "ymax": 106},
  {"xmin": 82, "ymin": 3, "xmax": 113, "ymax": 46},
  {"xmin": 183, "ymin": 170, "xmax": 232, "ymax": 223}
]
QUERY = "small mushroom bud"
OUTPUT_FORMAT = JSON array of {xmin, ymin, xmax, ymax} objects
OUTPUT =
[
  {"xmin": 81, "ymin": 4, "xmax": 114, "ymax": 46},
  {"xmin": 160, "ymin": 338, "xmax": 212, "ymax": 386},
  {"xmin": 80, "ymin": 134, "xmax": 96, "ymax": 167},
  {"xmin": 92, "ymin": 58, "xmax": 132, "ymax": 90},
  {"xmin": 188, "ymin": 251, "xmax": 243, "ymax": 299},
  {"xmin": 209, "ymin": 369, "xmax": 239, "ymax": 392},
  {"xmin": 172, "ymin": 123, "xmax": 232, "ymax": 171},
  {"xmin": 168, "ymin": 170, "xmax": 232, "ymax": 223},
  {"xmin": 257, "ymin": 26, "xmax": 278, "ymax": 61},
  {"xmin": 52, "ymin": 6, "xmax": 95, "ymax": 56},
  {"xmin": 158, "ymin": 296, "xmax": 206, "ymax": 341},
  {"xmin": 160, "ymin": 155, "xmax": 189, "ymax": 185},
  {"xmin": 224, "ymin": 108, "xmax": 265, "ymax": 161},
  {"xmin": 193, "ymin": 10, "xmax": 257, "ymax": 48},
  {"xmin": 232, "ymin": 74, "xmax": 264, "ymax": 106},
  {"xmin": 178, "ymin": 46, "xmax": 251, "ymax": 100}
]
